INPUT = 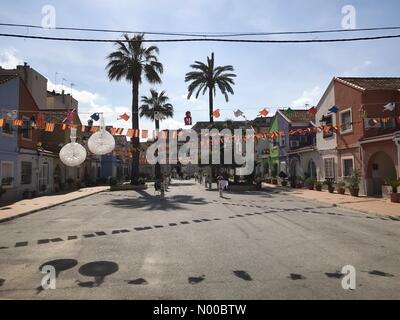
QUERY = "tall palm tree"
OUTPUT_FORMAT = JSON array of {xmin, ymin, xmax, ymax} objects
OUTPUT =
[
  {"xmin": 139, "ymin": 89, "xmax": 174, "ymax": 179},
  {"xmin": 139, "ymin": 89, "xmax": 174, "ymax": 132},
  {"xmin": 106, "ymin": 34, "xmax": 163, "ymax": 185},
  {"xmin": 185, "ymin": 52, "xmax": 236, "ymax": 123}
]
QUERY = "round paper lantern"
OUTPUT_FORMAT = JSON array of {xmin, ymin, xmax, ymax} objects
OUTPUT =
[
  {"xmin": 87, "ymin": 115, "xmax": 115, "ymax": 155},
  {"xmin": 59, "ymin": 128, "xmax": 87, "ymax": 167}
]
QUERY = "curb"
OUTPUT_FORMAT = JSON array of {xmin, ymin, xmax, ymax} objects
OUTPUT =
[
  {"xmin": 261, "ymin": 183, "xmax": 399, "ymax": 220},
  {"xmin": 0, "ymin": 188, "xmax": 109, "ymax": 224}
]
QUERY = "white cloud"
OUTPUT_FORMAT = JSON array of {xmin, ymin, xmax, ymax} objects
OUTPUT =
[
  {"xmin": 343, "ymin": 60, "xmax": 372, "ymax": 76},
  {"xmin": 292, "ymin": 86, "xmax": 321, "ymax": 108},
  {"xmin": 0, "ymin": 48, "xmax": 22, "ymax": 69}
]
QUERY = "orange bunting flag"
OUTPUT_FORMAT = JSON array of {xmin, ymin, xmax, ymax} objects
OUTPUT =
[
  {"xmin": 258, "ymin": 108, "xmax": 269, "ymax": 117},
  {"xmin": 45, "ymin": 122, "xmax": 55, "ymax": 132},
  {"xmin": 141, "ymin": 130, "xmax": 148, "ymax": 139},
  {"xmin": 118, "ymin": 113, "xmax": 130, "ymax": 121},
  {"xmin": 90, "ymin": 126, "xmax": 99, "ymax": 132},
  {"xmin": 80, "ymin": 125, "xmax": 86, "ymax": 132},
  {"xmin": 126, "ymin": 129, "xmax": 134, "ymax": 138},
  {"xmin": 212, "ymin": 109, "xmax": 221, "ymax": 118},
  {"xmin": 62, "ymin": 123, "xmax": 68, "ymax": 130},
  {"xmin": 13, "ymin": 119, "xmax": 23, "ymax": 126},
  {"xmin": 0, "ymin": 118, "xmax": 4, "ymax": 127},
  {"xmin": 36, "ymin": 112, "xmax": 46, "ymax": 129}
]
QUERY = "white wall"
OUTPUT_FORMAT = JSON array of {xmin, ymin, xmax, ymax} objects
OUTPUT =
[{"xmin": 316, "ymin": 80, "xmax": 337, "ymax": 151}]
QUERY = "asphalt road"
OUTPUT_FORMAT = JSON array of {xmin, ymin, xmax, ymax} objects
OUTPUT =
[{"xmin": 0, "ymin": 180, "xmax": 399, "ymax": 299}]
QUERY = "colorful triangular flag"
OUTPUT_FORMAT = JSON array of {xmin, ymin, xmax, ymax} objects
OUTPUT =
[
  {"xmin": 383, "ymin": 102, "xmax": 395, "ymax": 112},
  {"xmin": 118, "ymin": 113, "xmax": 130, "ymax": 121},
  {"xmin": 212, "ymin": 109, "xmax": 221, "ymax": 118},
  {"xmin": 258, "ymin": 108, "xmax": 269, "ymax": 117}
]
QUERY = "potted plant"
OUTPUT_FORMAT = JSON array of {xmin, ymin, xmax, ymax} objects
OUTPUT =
[
  {"xmin": 296, "ymin": 176, "xmax": 304, "ymax": 188},
  {"xmin": 0, "ymin": 186, "xmax": 6, "ymax": 199},
  {"xmin": 337, "ymin": 180, "xmax": 346, "ymax": 194},
  {"xmin": 109, "ymin": 177, "xmax": 118, "ymax": 187},
  {"xmin": 40, "ymin": 185, "xmax": 47, "ymax": 192},
  {"xmin": 324, "ymin": 178, "xmax": 335, "ymax": 193},
  {"xmin": 67, "ymin": 178, "xmax": 75, "ymax": 190},
  {"xmin": 305, "ymin": 177, "xmax": 316, "ymax": 190},
  {"xmin": 347, "ymin": 170, "xmax": 361, "ymax": 197},
  {"xmin": 315, "ymin": 181, "xmax": 323, "ymax": 191},
  {"xmin": 384, "ymin": 177, "xmax": 400, "ymax": 203},
  {"xmin": 22, "ymin": 189, "xmax": 31, "ymax": 199},
  {"xmin": 279, "ymin": 171, "xmax": 288, "ymax": 186},
  {"xmin": 289, "ymin": 176, "xmax": 296, "ymax": 188}
]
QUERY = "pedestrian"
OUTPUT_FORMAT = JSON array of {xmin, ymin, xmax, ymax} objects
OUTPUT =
[{"xmin": 217, "ymin": 175, "xmax": 224, "ymax": 197}]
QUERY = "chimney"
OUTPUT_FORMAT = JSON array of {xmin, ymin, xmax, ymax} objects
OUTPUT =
[{"xmin": 62, "ymin": 89, "xmax": 65, "ymax": 103}]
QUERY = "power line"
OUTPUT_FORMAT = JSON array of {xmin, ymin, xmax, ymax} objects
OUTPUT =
[
  {"xmin": 1, "ymin": 33, "xmax": 400, "ymax": 43},
  {"xmin": 2, "ymin": 22, "xmax": 400, "ymax": 37}
]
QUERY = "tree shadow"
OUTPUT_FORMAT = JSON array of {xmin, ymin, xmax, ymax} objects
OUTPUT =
[{"xmin": 106, "ymin": 190, "xmax": 208, "ymax": 211}]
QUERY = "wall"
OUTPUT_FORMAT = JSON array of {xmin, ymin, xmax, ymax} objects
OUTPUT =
[
  {"xmin": 0, "ymin": 77, "xmax": 19, "ymax": 202},
  {"xmin": 316, "ymin": 80, "xmax": 337, "ymax": 151}
]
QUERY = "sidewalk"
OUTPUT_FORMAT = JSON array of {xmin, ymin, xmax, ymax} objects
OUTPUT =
[
  {"xmin": 0, "ymin": 186, "xmax": 109, "ymax": 223},
  {"xmin": 262, "ymin": 183, "xmax": 400, "ymax": 218}
]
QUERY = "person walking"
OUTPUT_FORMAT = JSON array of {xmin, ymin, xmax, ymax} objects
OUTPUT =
[{"xmin": 217, "ymin": 175, "xmax": 224, "ymax": 198}]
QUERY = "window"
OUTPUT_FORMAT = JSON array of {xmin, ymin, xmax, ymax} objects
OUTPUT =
[
  {"xmin": 340, "ymin": 109, "xmax": 353, "ymax": 133},
  {"xmin": 381, "ymin": 118, "xmax": 396, "ymax": 130},
  {"xmin": 323, "ymin": 115, "xmax": 334, "ymax": 138},
  {"xmin": 324, "ymin": 158, "xmax": 335, "ymax": 179},
  {"xmin": 342, "ymin": 158, "xmax": 354, "ymax": 177},
  {"xmin": 21, "ymin": 118, "xmax": 32, "ymax": 140},
  {"xmin": 1, "ymin": 161, "xmax": 14, "ymax": 187},
  {"xmin": 2, "ymin": 120, "xmax": 14, "ymax": 135},
  {"xmin": 289, "ymin": 140, "xmax": 299, "ymax": 148},
  {"xmin": 21, "ymin": 161, "xmax": 32, "ymax": 185},
  {"xmin": 299, "ymin": 135, "xmax": 307, "ymax": 143},
  {"xmin": 279, "ymin": 136, "xmax": 285, "ymax": 147}
]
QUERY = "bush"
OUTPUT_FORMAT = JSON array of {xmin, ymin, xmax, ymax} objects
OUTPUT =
[
  {"xmin": 346, "ymin": 169, "xmax": 361, "ymax": 189},
  {"xmin": 384, "ymin": 177, "xmax": 400, "ymax": 193},
  {"xmin": 109, "ymin": 177, "xmax": 118, "ymax": 187}
]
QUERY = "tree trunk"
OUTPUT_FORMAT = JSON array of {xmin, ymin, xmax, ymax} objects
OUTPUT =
[
  {"xmin": 209, "ymin": 86, "xmax": 213, "ymax": 123},
  {"xmin": 131, "ymin": 81, "xmax": 140, "ymax": 185},
  {"xmin": 155, "ymin": 119, "xmax": 161, "ymax": 179}
]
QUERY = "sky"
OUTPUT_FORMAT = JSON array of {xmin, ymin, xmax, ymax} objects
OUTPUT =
[{"xmin": 1, "ymin": 0, "xmax": 400, "ymax": 134}]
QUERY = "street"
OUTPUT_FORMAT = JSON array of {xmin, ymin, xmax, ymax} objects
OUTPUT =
[{"xmin": 0, "ymin": 180, "xmax": 399, "ymax": 299}]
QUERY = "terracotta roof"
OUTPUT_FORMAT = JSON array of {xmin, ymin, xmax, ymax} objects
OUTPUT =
[
  {"xmin": 279, "ymin": 109, "xmax": 314, "ymax": 123},
  {"xmin": 0, "ymin": 73, "xmax": 19, "ymax": 85},
  {"xmin": 337, "ymin": 77, "xmax": 400, "ymax": 90}
]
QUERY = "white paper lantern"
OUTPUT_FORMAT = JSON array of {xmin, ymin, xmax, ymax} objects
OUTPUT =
[
  {"xmin": 59, "ymin": 128, "xmax": 87, "ymax": 167},
  {"xmin": 88, "ymin": 115, "xmax": 115, "ymax": 155}
]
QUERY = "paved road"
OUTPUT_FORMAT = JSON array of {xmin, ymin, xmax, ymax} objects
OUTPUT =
[{"xmin": 0, "ymin": 180, "xmax": 399, "ymax": 299}]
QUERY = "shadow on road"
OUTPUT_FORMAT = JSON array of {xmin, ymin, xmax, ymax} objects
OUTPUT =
[{"xmin": 106, "ymin": 190, "xmax": 208, "ymax": 211}]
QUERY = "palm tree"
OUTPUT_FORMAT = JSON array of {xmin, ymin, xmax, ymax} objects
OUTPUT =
[
  {"xmin": 139, "ymin": 89, "xmax": 174, "ymax": 132},
  {"xmin": 106, "ymin": 34, "xmax": 163, "ymax": 185},
  {"xmin": 185, "ymin": 52, "xmax": 236, "ymax": 123},
  {"xmin": 139, "ymin": 89, "xmax": 174, "ymax": 179}
]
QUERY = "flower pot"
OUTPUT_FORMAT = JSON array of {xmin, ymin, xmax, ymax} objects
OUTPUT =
[
  {"xmin": 328, "ymin": 186, "xmax": 335, "ymax": 193},
  {"xmin": 349, "ymin": 188, "xmax": 359, "ymax": 197},
  {"xmin": 296, "ymin": 183, "xmax": 303, "ymax": 188},
  {"xmin": 338, "ymin": 187, "xmax": 345, "ymax": 195},
  {"xmin": 272, "ymin": 178, "xmax": 278, "ymax": 185},
  {"xmin": 316, "ymin": 185, "xmax": 322, "ymax": 191},
  {"xmin": 308, "ymin": 185, "xmax": 314, "ymax": 190},
  {"xmin": 390, "ymin": 193, "xmax": 400, "ymax": 203},
  {"xmin": 281, "ymin": 180, "xmax": 288, "ymax": 187}
]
